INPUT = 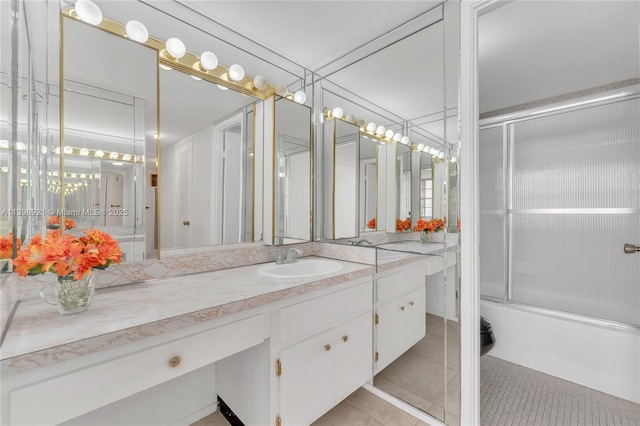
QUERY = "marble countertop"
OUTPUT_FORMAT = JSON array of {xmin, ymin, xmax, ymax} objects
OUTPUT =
[{"xmin": 1, "ymin": 257, "xmax": 375, "ymax": 370}]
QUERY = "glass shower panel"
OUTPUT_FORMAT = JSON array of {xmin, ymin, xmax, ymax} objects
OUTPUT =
[
  {"xmin": 510, "ymin": 98, "xmax": 640, "ymax": 326},
  {"xmin": 479, "ymin": 126, "xmax": 505, "ymax": 300}
]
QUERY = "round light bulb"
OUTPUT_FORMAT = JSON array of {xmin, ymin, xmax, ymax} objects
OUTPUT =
[
  {"xmin": 217, "ymin": 84, "xmax": 229, "ymax": 91},
  {"xmin": 94, "ymin": 150, "xmax": 104, "ymax": 158},
  {"xmin": 293, "ymin": 90, "xmax": 307, "ymax": 104},
  {"xmin": 109, "ymin": 152, "xmax": 119, "ymax": 159},
  {"xmin": 253, "ymin": 75, "xmax": 268, "ymax": 90},
  {"xmin": 159, "ymin": 64, "xmax": 172, "ymax": 71},
  {"xmin": 53, "ymin": 171, "xmax": 59, "ymax": 177},
  {"xmin": 423, "ymin": 145, "xmax": 431, "ymax": 152},
  {"xmin": 344, "ymin": 113, "xmax": 355, "ymax": 123},
  {"xmin": 356, "ymin": 119, "xmax": 365, "ymax": 127},
  {"xmin": 16, "ymin": 142, "xmax": 26, "ymax": 151},
  {"xmin": 41, "ymin": 146, "xmax": 47, "ymax": 154},
  {"xmin": 0, "ymin": 140, "xmax": 8, "ymax": 149},
  {"xmin": 70, "ymin": 173, "xmax": 77, "ymax": 178},
  {"xmin": 75, "ymin": 0, "xmax": 103, "ymax": 25},
  {"xmin": 393, "ymin": 133, "xmax": 402, "ymax": 142},
  {"xmin": 275, "ymin": 84, "xmax": 288, "ymax": 97},
  {"xmin": 165, "ymin": 37, "xmax": 186, "ymax": 59},
  {"xmin": 125, "ymin": 20, "xmax": 148, "ymax": 43},
  {"xmin": 375, "ymin": 126, "xmax": 386, "ymax": 135},
  {"xmin": 384, "ymin": 129, "xmax": 394, "ymax": 139},
  {"xmin": 400, "ymin": 136, "xmax": 410, "ymax": 145},
  {"xmin": 332, "ymin": 107, "xmax": 344, "ymax": 119},
  {"xmin": 79, "ymin": 148, "xmax": 89, "ymax": 156},
  {"xmin": 450, "ymin": 156, "xmax": 457, "ymax": 163},
  {"xmin": 63, "ymin": 146, "xmax": 73, "ymax": 154},
  {"xmin": 417, "ymin": 143, "xmax": 425, "ymax": 151},
  {"xmin": 438, "ymin": 152, "xmax": 445, "ymax": 159},
  {"xmin": 228, "ymin": 64, "xmax": 245, "ymax": 81},
  {"xmin": 429, "ymin": 148, "xmax": 436, "ymax": 155},
  {"xmin": 199, "ymin": 51, "xmax": 218, "ymax": 70},
  {"xmin": 80, "ymin": 174, "xmax": 87, "ymax": 179},
  {"xmin": 365, "ymin": 122, "xmax": 376, "ymax": 132},
  {"xmin": 123, "ymin": 153, "xmax": 132, "ymax": 161}
]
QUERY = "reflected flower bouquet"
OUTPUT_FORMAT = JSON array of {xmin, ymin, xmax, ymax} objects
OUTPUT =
[
  {"xmin": 0, "ymin": 233, "xmax": 21, "ymax": 259},
  {"xmin": 413, "ymin": 218, "xmax": 445, "ymax": 234},
  {"xmin": 367, "ymin": 218, "xmax": 376, "ymax": 229}
]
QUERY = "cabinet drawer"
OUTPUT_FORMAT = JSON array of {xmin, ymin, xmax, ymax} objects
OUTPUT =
[
  {"xmin": 10, "ymin": 313, "xmax": 265, "ymax": 426},
  {"xmin": 278, "ymin": 278, "xmax": 372, "ymax": 344},
  {"xmin": 376, "ymin": 262, "xmax": 426, "ymax": 304}
]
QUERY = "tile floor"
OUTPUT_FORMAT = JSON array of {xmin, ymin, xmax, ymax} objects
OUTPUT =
[
  {"xmin": 481, "ymin": 355, "xmax": 640, "ymax": 426},
  {"xmin": 192, "ymin": 388, "xmax": 430, "ymax": 426},
  {"xmin": 374, "ymin": 314, "xmax": 461, "ymax": 425}
]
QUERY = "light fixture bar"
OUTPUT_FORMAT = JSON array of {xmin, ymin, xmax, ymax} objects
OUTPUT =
[
  {"xmin": 52, "ymin": 145, "xmax": 142, "ymax": 164},
  {"xmin": 61, "ymin": 7, "xmax": 276, "ymax": 100}
]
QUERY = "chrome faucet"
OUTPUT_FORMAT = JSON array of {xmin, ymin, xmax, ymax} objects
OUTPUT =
[
  {"xmin": 271, "ymin": 248, "xmax": 285, "ymax": 265},
  {"xmin": 355, "ymin": 239, "xmax": 373, "ymax": 246},
  {"xmin": 285, "ymin": 247, "xmax": 303, "ymax": 263}
]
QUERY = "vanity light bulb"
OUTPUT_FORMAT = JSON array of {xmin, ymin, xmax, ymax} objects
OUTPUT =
[
  {"xmin": 53, "ymin": 171, "xmax": 59, "ymax": 177},
  {"xmin": 450, "ymin": 156, "xmax": 457, "ymax": 163},
  {"xmin": 275, "ymin": 84, "xmax": 288, "ymax": 97},
  {"xmin": 417, "ymin": 143, "xmax": 425, "ymax": 151},
  {"xmin": 429, "ymin": 148, "xmax": 436, "ymax": 155},
  {"xmin": 0, "ymin": 140, "xmax": 8, "ymax": 149},
  {"xmin": 63, "ymin": 146, "xmax": 73, "ymax": 154},
  {"xmin": 356, "ymin": 119, "xmax": 365, "ymax": 127},
  {"xmin": 159, "ymin": 64, "xmax": 172, "ymax": 71},
  {"xmin": 375, "ymin": 126, "xmax": 386, "ymax": 136},
  {"xmin": 384, "ymin": 129, "xmax": 394, "ymax": 139},
  {"xmin": 41, "ymin": 146, "xmax": 47, "ymax": 154},
  {"xmin": 125, "ymin": 20, "xmax": 148, "ymax": 43},
  {"xmin": 332, "ymin": 107, "xmax": 344, "ymax": 119},
  {"xmin": 1, "ymin": 167, "xmax": 7, "ymax": 173},
  {"xmin": 75, "ymin": 0, "xmax": 103, "ymax": 25},
  {"xmin": 423, "ymin": 145, "xmax": 431, "ymax": 152},
  {"xmin": 216, "ymin": 84, "xmax": 229, "ymax": 91},
  {"xmin": 344, "ymin": 113, "xmax": 355, "ymax": 123},
  {"xmin": 122, "ymin": 153, "xmax": 132, "ymax": 161},
  {"xmin": 16, "ymin": 142, "xmax": 26, "ymax": 151},
  {"xmin": 393, "ymin": 133, "xmax": 402, "ymax": 142},
  {"xmin": 293, "ymin": 91, "xmax": 307, "ymax": 104},
  {"xmin": 438, "ymin": 152, "xmax": 445, "ymax": 159},
  {"xmin": 95, "ymin": 150, "xmax": 104, "ymax": 158},
  {"xmin": 253, "ymin": 75, "xmax": 268, "ymax": 91},
  {"xmin": 228, "ymin": 64, "xmax": 245, "ymax": 81},
  {"xmin": 71, "ymin": 173, "xmax": 77, "ymax": 178},
  {"xmin": 109, "ymin": 152, "xmax": 119, "ymax": 159},
  {"xmin": 365, "ymin": 122, "xmax": 377, "ymax": 132},
  {"xmin": 79, "ymin": 148, "xmax": 89, "ymax": 156},
  {"xmin": 199, "ymin": 51, "xmax": 218, "ymax": 71},
  {"xmin": 400, "ymin": 136, "xmax": 410, "ymax": 145},
  {"xmin": 165, "ymin": 37, "xmax": 186, "ymax": 59},
  {"xmin": 80, "ymin": 174, "xmax": 87, "ymax": 179}
]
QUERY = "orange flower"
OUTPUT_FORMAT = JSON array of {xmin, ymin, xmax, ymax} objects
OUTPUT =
[
  {"xmin": 0, "ymin": 233, "xmax": 21, "ymax": 259},
  {"xmin": 402, "ymin": 219, "xmax": 411, "ymax": 230},
  {"xmin": 64, "ymin": 218, "xmax": 77, "ymax": 230},
  {"xmin": 12, "ymin": 228, "xmax": 122, "ymax": 280},
  {"xmin": 367, "ymin": 218, "xmax": 376, "ymax": 229},
  {"xmin": 413, "ymin": 218, "xmax": 445, "ymax": 234}
]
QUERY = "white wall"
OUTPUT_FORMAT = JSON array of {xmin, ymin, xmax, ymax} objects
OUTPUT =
[{"xmin": 481, "ymin": 300, "xmax": 640, "ymax": 403}]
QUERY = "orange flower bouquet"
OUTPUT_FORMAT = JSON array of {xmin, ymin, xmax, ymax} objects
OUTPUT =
[
  {"xmin": 0, "ymin": 233, "xmax": 21, "ymax": 259},
  {"xmin": 413, "ymin": 218, "xmax": 445, "ymax": 243},
  {"xmin": 12, "ymin": 229, "xmax": 122, "ymax": 315},
  {"xmin": 47, "ymin": 215, "xmax": 76, "ymax": 230},
  {"xmin": 396, "ymin": 218, "xmax": 412, "ymax": 232},
  {"xmin": 367, "ymin": 218, "xmax": 376, "ymax": 230}
]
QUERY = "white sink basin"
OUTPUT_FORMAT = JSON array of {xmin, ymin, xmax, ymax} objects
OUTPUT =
[{"xmin": 258, "ymin": 258, "xmax": 344, "ymax": 279}]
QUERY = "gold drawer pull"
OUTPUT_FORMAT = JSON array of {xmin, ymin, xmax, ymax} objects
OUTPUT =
[
  {"xmin": 183, "ymin": 221, "xmax": 190, "ymax": 226},
  {"xmin": 324, "ymin": 344, "xmax": 331, "ymax": 351},
  {"xmin": 342, "ymin": 335, "xmax": 349, "ymax": 342},
  {"xmin": 400, "ymin": 306, "xmax": 405, "ymax": 311},
  {"xmin": 169, "ymin": 356, "xmax": 181, "ymax": 368},
  {"xmin": 409, "ymin": 301, "xmax": 414, "ymax": 306}
]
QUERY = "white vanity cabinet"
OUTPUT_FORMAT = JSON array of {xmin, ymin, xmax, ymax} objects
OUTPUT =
[
  {"xmin": 374, "ymin": 262, "xmax": 427, "ymax": 373},
  {"xmin": 2, "ymin": 311, "xmax": 268, "ymax": 426},
  {"xmin": 275, "ymin": 277, "xmax": 373, "ymax": 426}
]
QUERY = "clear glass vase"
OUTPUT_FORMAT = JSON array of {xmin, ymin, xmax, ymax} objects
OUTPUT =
[
  {"xmin": 420, "ymin": 232, "xmax": 432, "ymax": 244},
  {"xmin": 40, "ymin": 273, "xmax": 95, "ymax": 315}
]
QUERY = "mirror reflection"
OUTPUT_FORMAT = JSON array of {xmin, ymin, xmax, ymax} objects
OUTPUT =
[
  {"xmin": 333, "ymin": 119, "xmax": 358, "ymax": 239},
  {"xmin": 159, "ymin": 68, "xmax": 260, "ymax": 252},
  {"xmin": 273, "ymin": 98, "xmax": 311, "ymax": 244},
  {"xmin": 359, "ymin": 137, "xmax": 386, "ymax": 232},
  {"xmin": 62, "ymin": 17, "xmax": 156, "ymax": 261},
  {"xmin": 395, "ymin": 143, "xmax": 412, "ymax": 232}
]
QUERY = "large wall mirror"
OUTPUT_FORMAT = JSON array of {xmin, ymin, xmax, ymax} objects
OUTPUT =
[
  {"xmin": 159, "ymin": 68, "xmax": 261, "ymax": 253},
  {"xmin": 333, "ymin": 118, "xmax": 359, "ymax": 239},
  {"xmin": 62, "ymin": 17, "xmax": 157, "ymax": 262},
  {"xmin": 271, "ymin": 98, "xmax": 311, "ymax": 245}
]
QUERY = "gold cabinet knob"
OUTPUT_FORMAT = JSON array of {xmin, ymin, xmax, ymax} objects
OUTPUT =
[
  {"xmin": 409, "ymin": 301, "xmax": 414, "ymax": 306},
  {"xmin": 183, "ymin": 221, "xmax": 190, "ymax": 226},
  {"xmin": 324, "ymin": 344, "xmax": 331, "ymax": 351},
  {"xmin": 400, "ymin": 306, "xmax": 405, "ymax": 311},
  {"xmin": 168, "ymin": 356, "xmax": 181, "ymax": 368},
  {"xmin": 342, "ymin": 335, "xmax": 349, "ymax": 342}
]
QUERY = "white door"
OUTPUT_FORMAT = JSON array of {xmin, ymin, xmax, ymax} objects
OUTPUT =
[
  {"xmin": 100, "ymin": 172, "xmax": 124, "ymax": 227},
  {"xmin": 175, "ymin": 139, "xmax": 192, "ymax": 247}
]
